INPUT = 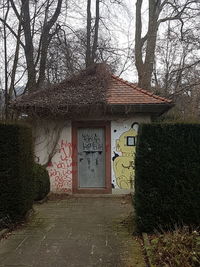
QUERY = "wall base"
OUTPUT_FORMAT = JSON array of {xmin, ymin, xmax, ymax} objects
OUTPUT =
[{"xmin": 112, "ymin": 188, "xmax": 134, "ymax": 195}]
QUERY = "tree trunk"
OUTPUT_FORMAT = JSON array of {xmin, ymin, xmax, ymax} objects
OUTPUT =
[
  {"xmin": 141, "ymin": 1, "xmax": 159, "ymax": 89},
  {"xmin": 86, "ymin": 0, "xmax": 92, "ymax": 67},
  {"xmin": 21, "ymin": 0, "xmax": 36, "ymax": 91},
  {"xmin": 135, "ymin": 0, "xmax": 161, "ymax": 90},
  {"xmin": 135, "ymin": 0, "xmax": 144, "ymax": 87},
  {"xmin": 92, "ymin": 0, "xmax": 100, "ymax": 63},
  {"xmin": 3, "ymin": 0, "xmax": 9, "ymax": 119},
  {"xmin": 37, "ymin": 0, "xmax": 62, "ymax": 88},
  {"xmin": 9, "ymin": 18, "xmax": 22, "ymax": 98}
]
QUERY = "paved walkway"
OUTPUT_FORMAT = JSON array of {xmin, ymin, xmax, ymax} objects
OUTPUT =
[{"xmin": 0, "ymin": 196, "xmax": 146, "ymax": 267}]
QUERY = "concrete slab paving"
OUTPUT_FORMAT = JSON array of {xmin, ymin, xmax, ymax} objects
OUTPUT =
[{"xmin": 0, "ymin": 197, "xmax": 146, "ymax": 267}]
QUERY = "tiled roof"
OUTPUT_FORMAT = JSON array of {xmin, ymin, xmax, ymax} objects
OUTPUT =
[
  {"xmin": 12, "ymin": 64, "xmax": 173, "ymax": 117},
  {"xmin": 107, "ymin": 75, "xmax": 172, "ymax": 105}
]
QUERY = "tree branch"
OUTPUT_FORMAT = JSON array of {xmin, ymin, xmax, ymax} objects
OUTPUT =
[{"xmin": 0, "ymin": 18, "xmax": 25, "ymax": 49}]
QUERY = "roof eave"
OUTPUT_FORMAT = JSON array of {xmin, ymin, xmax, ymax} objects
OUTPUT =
[
  {"xmin": 12, "ymin": 102, "xmax": 174, "ymax": 119},
  {"xmin": 106, "ymin": 103, "xmax": 174, "ymax": 117}
]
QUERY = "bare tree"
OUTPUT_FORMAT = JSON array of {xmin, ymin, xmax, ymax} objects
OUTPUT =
[
  {"xmin": 46, "ymin": 25, "xmax": 123, "ymax": 83},
  {"xmin": 36, "ymin": 0, "xmax": 62, "ymax": 88},
  {"xmin": 135, "ymin": 0, "xmax": 200, "ymax": 90},
  {"xmin": 1, "ymin": 0, "xmax": 63, "ymax": 92},
  {"xmin": 85, "ymin": 0, "xmax": 100, "ymax": 67},
  {"xmin": 153, "ymin": 20, "xmax": 200, "ymax": 121},
  {"xmin": 2, "ymin": 0, "xmax": 9, "ymax": 119}
]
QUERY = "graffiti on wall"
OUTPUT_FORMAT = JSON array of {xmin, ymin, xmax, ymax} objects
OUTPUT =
[
  {"xmin": 82, "ymin": 133, "xmax": 103, "ymax": 151},
  {"xmin": 112, "ymin": 123, "xmax": 138, "ymax": 189},
  {"xmin": 48, "ymin": 140, "xmax": 75, "ymax": 193}
]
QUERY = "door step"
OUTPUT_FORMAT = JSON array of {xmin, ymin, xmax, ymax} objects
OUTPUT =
[{"xmin": 72, "ymin": 193, "xmax": 131, "ymax": 198}]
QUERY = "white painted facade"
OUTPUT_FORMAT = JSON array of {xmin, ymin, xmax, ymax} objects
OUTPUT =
[
  {"xmin": 33, "ymin": 115, "xmax": 150, "ymax": 194},
  {"xmin": 111, "ymin": 115, "xmax": 151, "ymax": 194},
  {"xmin": 34, "ymin": 120, "xmax": 72, "ymax": 193}
]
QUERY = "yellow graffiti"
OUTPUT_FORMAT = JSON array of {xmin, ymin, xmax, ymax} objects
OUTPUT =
[{"xmin": 113, "ymin": 127, "xmax": 137, "ymax": 189}]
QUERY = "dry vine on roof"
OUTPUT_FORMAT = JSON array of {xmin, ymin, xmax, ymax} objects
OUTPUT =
[{"xmin": 11, "ymin": 63, "xmax": 112, "ymax": 118}]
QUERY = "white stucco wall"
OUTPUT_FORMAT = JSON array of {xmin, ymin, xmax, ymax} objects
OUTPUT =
[
  {"xmin": 34, "ymin": 120, "xmax": 72, "ymax": 193},
  {"xmin": 34, "ymin": 115, "xmax": 150, "ymax": 194},
  {"xmin": 111, "ymin": 115, "xmax": 151, "ymax": 194}
]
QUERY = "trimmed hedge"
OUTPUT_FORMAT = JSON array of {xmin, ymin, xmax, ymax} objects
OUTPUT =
[
  {"xmin": 0, "ymin": 123, "xmax": 34, "ymax": 223},
  {"xmin": 33, "ymin": 163, "xmax": 50, "ymax": 201},
  {"xmin": 134, "ymin": 123, "xmax": 200, "ymax": 232}
]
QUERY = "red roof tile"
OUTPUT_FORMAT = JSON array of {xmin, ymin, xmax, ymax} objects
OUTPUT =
[
  {"xmin": 107, "ymin": 75, "xmax": 172, "ymax": 105},
  {"xmin": 12, "ymin": 64, "xmax": 173, "ymax": 118}
]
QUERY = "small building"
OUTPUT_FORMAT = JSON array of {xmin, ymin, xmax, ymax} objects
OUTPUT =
[{"xmin": 13, "ymin": 64, "xmax": 173, "ymax": 194}]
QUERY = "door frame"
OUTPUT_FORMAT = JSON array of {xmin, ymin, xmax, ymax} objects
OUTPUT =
[{"xmin": 72, "ymin": 121, "xmax": 111, "ymax": 194}]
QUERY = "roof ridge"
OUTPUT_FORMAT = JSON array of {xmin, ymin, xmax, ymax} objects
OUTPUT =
[{"xmin": 111, "ymin": 74, "xmax": 172, "ymax": 103}]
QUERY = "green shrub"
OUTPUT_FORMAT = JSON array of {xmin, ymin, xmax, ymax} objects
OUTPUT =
[
  {"xmin": 33, "ymin": 163, "xmax": 50, "ymax": 201},
  {"xmin": 0, "ymin": 122, "xmax": 34, "ymax": 224},
  {"xmin": 134, "ymin": 123, "xmax": 200, "ymax": 232}
]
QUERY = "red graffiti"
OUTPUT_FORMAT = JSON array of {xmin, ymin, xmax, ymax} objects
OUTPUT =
[
  {"xmin": 47, "ymin": 161, "xmax": 53, "ymax": 167},
  {"xmin": 48, "ymin": 139, "xmax": 76, "ymax": 192},
  {"xmin": 59, "ymin": 140, "xmax": 72, "ymax": 161}
]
